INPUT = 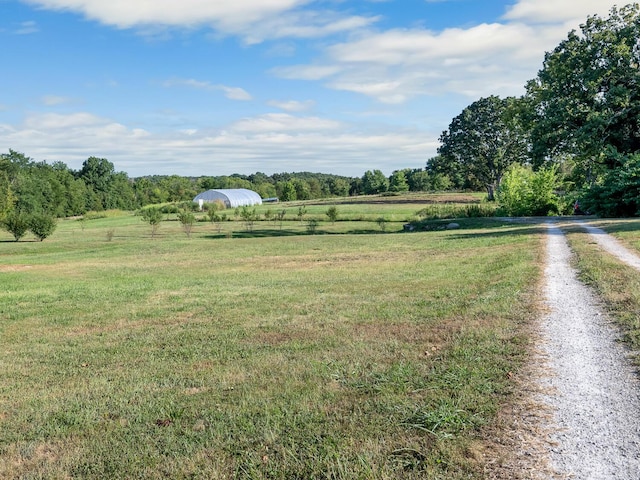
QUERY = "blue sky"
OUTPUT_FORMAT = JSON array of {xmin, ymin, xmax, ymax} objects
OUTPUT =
[{"xmin": 0, "ymin": 0, "xmax": 622, "ymax": 177}]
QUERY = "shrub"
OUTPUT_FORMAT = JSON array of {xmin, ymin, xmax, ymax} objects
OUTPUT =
[
  {"xmin": 83, "ymin": 211, "xmax": 108, "ymax": 220},
  {"xmin": 29, "ymin": 214, "xmax": 57, "ymax": 241},
  {"xmin": 416, "ymin": 204, "xmax": 496, "ymax": 220},
  {"xmin": 496, "ymin": 164, "xmax": 562, "ymax": 216},
  {"xmin": 160, "ymin": 204, "xmax": 179, "ymax": 214},
  {"xmin": 2, "ymin": 211, "xmax": 30, "ymax": 241}
]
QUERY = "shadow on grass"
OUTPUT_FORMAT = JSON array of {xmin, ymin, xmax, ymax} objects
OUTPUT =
[
  {"xmin": 0, "ymin": 239, "xmax": 39, "ymax": 243},
  {"xmin": 204, "ymin": 228, "xmax": 393, "ymax": 239},
  {"xmin": 445, "ymin": 225, "xmax": 546, "ymax": 241},
  {"xmin": 200, "ymin": 218, "xmax": 549, "ymax": 240},
  {"xmin": 396, "ymin": 216, "xmax": 555, "ymax": 241}
]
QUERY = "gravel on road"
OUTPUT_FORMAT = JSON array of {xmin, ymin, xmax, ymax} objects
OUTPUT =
[
  {"xmin": 540, "ymin": 222, "xmax": 640, "ymax": 478},
  {"xmin": 576, "ymin": 221, "xmax": 640, "ymax": 271}
]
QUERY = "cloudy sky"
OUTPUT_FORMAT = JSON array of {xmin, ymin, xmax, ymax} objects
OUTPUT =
[{"xmin": 0, "ymin": 0, "xmax": 622, "ymax": 177}]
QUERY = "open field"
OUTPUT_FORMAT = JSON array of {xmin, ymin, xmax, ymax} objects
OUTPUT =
[{"xmin": 0, "ymin": 195, "xmax": 546, "ymax": 478}]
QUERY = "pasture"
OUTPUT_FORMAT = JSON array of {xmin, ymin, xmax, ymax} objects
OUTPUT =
[{"xmin": 0, "ymin": 194, "xmax": 544, "ymax": 479}]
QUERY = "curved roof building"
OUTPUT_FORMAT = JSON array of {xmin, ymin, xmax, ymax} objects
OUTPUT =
[{"xmin": 193, "ymin": 189, "xmax": 262, "ymax": 208}]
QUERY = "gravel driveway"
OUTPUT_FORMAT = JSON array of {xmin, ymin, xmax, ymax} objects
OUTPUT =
[{"xmin": 540, "ymin": 222, "xmax": 640, "ymax": 478}]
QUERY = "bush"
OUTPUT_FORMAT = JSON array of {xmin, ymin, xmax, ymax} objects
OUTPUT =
[
  {"xmin": 416, "ymin": 204, "xmax": 496, "ymax": 220},
  {"xmin": 160, "ymin": 204, "xmax": 180, "ymax": 214},
  {"xmin": 496, "ymin": 164, "xmax": 562, "ymax": 216},
  {"xmin": 2, "ymin": 211, "xmax": 30, "ymax": 241},
  {"xmin": 29, "ymin": 214, "xmax": 57, "ymax": 241},
  {"xmin": 83, "ymin": 211, "xmax": 108, "ymax": 220}
]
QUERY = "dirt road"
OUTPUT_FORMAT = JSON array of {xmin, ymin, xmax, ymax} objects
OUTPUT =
[{"xmin": 540, "ymin": 222, "xmax": 640, "ymax": 478}]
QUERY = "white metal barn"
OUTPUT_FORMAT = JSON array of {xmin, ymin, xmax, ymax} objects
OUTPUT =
[{"xmin": 193, "ymin": 189, "xmax": 263, "ymax": 208}]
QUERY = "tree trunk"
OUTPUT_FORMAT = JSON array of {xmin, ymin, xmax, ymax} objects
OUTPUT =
[{"xmin": 486, "ymin": 184, "xmax": 496, "ymax": 201}]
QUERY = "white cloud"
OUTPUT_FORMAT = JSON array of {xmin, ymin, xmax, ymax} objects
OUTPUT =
[
  {"xmin": 0, "ymin": 111, "xmax": 433, "ymax": 176},
  {"xmin": 272, "ymin": 64, "xmax": 342, "ymax": 81},
  {"xmin": 231, "ymin": 113, "xmax": 341, "ymax": 133},
  {"xmin": 273, "ymin": 0, "xmax": 620, "ymax": 103},
  {"xmin": 267, "ymin": 100, "xmax": 315, "ymax": 112},
  {"xmin": 23, "ymin": 112, "xmax": 105, "ymax": 129},
  {"xmin": 276, "ymin": 22, "xmax": 564, "ymax": 101},
  {"xmin": 21, "ymin": 0, "xmax": 378, "ymax": 43},
  {"xmin": 238, "ymin": 10, "xmax": 380, "ymax": 45},
  {"xmin": 503, "ymin": 0, "xmax": 616, "ymax": 23},
  {"xmin": 23, "ymin": 0, "xmax": 308, "ymax": 28},
  {"xmin": 219, "ymin": 86, "xmax": 252, "ymax": 101},
  {"xmin": 163, "ymin": 78, "xmax": 252, "ymax": 100}
]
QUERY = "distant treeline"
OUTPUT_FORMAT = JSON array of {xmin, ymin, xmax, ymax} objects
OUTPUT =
[{"xmin": 0, "ymin": 149, "xmax": 452, "ymax": 218}]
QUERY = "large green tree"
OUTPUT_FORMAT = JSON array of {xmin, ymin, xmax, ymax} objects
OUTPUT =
[
  {"xmin": 437, "ymin": 96, "xmax": 528, "ymax": 200},
  {"xmin": 361, "ymin": 169, "xmax": 389, "ymax": 194},
  {"xmin": 388, "ymin": 170, "xmax": 409, "ymax": 192},
  {"xmin": 526, "ymin": 4, "xmax": 640, "ymax": 184}
]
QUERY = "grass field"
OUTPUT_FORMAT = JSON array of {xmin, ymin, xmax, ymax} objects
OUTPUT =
[{"xmin": 0, "ymin": 195, "xmax": 545, "ymax": 479}]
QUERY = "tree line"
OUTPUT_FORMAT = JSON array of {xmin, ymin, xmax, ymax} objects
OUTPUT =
[
  {"xmin": 429, "ymin": 4, "xmax": 640, "ymax": 217},
  {"xmin": 0, "ymin": 149, "xmax": 451, "ymax": 229}
]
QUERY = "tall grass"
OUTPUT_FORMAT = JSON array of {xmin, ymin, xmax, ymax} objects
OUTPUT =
[
  {"xmin": 0, "ymin": 198, "xmax": 544, "ymax": 479},
  {"xmin": 415, "ymin": 204, "xmax": 498, "ymax": 221}
]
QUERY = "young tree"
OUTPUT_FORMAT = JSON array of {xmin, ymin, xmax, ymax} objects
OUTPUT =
[
  {"xmin": 29, "ymin": 214, "xmax": 57, "ymax": 241},
  {"xmin": 177, "ymin": 209, "xmax": 196, "ymax": 237},
  {"xmin": 438, "ymin": 96, "xmax": 528, "ymax": 200},
  {"xmin": 276, "ymin": 209, "xmax": 286, "ymax": 229},
  {"xmin": 141, "ymin": 207, "xmax": 163, "ymax": 238},
  {"xmin": 326, "ymin": 205, "xmax": 339, "ymax": 224},
  {"xmin": 297, "ymin": 205, "xmax": 307, "ymax": 222},
  {"xmin": 240, "ymin": 206, "xmax": 258, "ymax": 232},
  {"xmin": 306, "ymin": 218, "xmax": 319, "ymax": 234},
  {"xmin": 2, "ymin": 211, "xmax": 30, "ymax": 241}
]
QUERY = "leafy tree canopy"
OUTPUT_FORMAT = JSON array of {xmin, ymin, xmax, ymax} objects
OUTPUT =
[
  {"xmin": 526, "ymin": 4, "xmax": 640, "ymax": 180},
  {"xmin": 437, "ymin": 96, "xmax": 528, "ymax": 200}
]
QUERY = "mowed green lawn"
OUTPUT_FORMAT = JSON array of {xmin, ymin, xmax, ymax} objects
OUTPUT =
[{"xmin": 0, "ymin": 202, "xmax": 544, "ymax": 479}]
